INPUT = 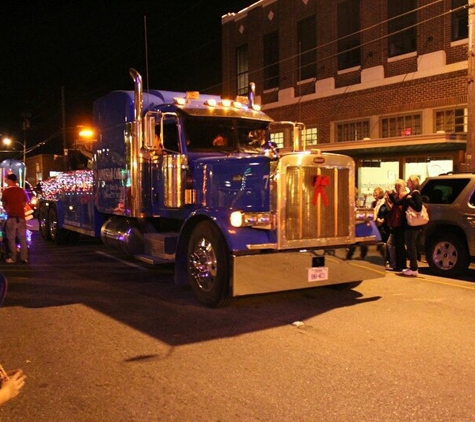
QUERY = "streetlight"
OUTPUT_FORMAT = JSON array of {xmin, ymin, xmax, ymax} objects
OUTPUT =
[
  {"xmin": 78, "ymin": 128, "xmax": 94, "ymax": 138},
  {"xmin": 2, "ymin": 137, "xmax": 27, "ymax": 186},
  {"xmin": 2, "ymin": 137, "xmax": 26, "ymax": 164},
  {"xmin": 0, "ymin": 134, "xmax": 11, "ymax": 146},
  {"xmin": 0, "ymin": 135, "xmax": 26, "ymax": 188}
]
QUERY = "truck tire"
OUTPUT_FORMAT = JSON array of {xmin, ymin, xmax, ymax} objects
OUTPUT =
[
  {"xmin": 48, "ymin": 206, "xmax": 69, "ymax": 245},
  {"xmin": 38, "ymin": 203, "xmax": 50, "ymax": 241},
  {"xmin": 427, "ymin": 233, "xmax": 470, "ymax": 278},
  {"xmin": 187, "ymin": 220, "xmax": 230, "ymax": 308}
]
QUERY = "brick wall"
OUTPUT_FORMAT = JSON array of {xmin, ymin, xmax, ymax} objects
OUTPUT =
[
  {"xmin": 222, "ymin": 0, "xmax": 469, "ymax": 143},
  {"xmin": 265, "ymin": 70, "xmax": 468, "ymax": 143}
]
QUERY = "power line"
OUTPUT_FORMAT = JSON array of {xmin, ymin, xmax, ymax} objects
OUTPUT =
[{"xmin": 221, "ymin": 0, "xmax": 468, "ymax": 94}]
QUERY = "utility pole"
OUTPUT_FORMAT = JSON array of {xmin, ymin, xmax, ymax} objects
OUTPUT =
[
  {"xmin": 21, "ymin": 112, "xmax": 31, "ymax": 185},
  {"xmin": 61, "ymin": 86, "xmax": 68, "ymax": 170},
  {"xmin": 467, "ymin": 0, "xmax": 475, "ymax": 170}
]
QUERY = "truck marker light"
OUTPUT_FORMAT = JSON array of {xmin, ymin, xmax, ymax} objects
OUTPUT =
[
  {"xmin": 174, "ymin": 97, "xmax": 186, "ymax": 106},
  {"xmin": 221, "ymin": 99, "xmax": 232, "ymax": 107},
  {"xmin": 204, "ymin": 99, "xmax": 216, "ymax": 107},
  {"xmin": 185, "ymin": 91, "xmax": 199, "ymax": 100}
]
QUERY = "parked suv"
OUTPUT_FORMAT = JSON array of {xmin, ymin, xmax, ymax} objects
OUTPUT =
[{"xmin": 420, "ymin": 173, "xmax": 475, "ymax": 277}]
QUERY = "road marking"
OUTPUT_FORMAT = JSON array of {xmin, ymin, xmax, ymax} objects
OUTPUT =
[
  {"xmin": 95, "ymin": 251, "xmax": 147, "ymax": 270},
  {"xmin": 423, "ymin": 277, "xmax": 475, "ymax": 290}
]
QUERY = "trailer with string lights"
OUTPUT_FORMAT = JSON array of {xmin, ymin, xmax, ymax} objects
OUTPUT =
[{"xmin": 37, "ymin": 68, "xmax": 384, "ymax": 307}]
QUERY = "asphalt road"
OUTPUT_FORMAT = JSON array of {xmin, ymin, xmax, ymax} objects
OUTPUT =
[{"xmin": 1, "ymin": 230, "xmax": 475, "ymax": 421}]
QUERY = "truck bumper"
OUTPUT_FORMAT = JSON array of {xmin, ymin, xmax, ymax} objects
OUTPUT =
[{"xmin": 231, "ymin": 243, "xmax": 385, "ymax": 296}]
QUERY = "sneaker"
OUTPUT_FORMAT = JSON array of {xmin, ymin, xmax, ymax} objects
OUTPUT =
[
  {"xmin": 20, "ymin": 260, "xmax": 28, "ymax": 264},
  {"xmin": 5, "ymin": 258, "xmax": 15, "ymax": 264},
  {"xmin": 402, "ymin": 268, "xmax": 418, "ymax": 277}
]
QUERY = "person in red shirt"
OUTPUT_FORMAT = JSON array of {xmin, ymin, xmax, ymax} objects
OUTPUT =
[{"xmin": 2, "ymin": 174, "xmax": 28, "ymax": 263}]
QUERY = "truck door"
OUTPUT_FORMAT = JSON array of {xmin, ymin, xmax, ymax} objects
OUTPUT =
[{"xmin": 151, "ymin": 113, "xmax": 188, "ymax": 213}]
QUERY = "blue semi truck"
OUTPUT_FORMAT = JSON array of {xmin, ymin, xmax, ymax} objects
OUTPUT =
[{"xmin": 37, "ymin": 68, "xmax": 384, "ymax": 307}]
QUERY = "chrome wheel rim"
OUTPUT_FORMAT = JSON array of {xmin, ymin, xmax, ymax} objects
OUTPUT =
[{"xmin": 189, "ymin": 237, "xmax": 217, "ymax": 292}]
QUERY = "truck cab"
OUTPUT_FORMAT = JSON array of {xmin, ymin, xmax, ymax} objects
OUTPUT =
[{"xmin": 38, "ymin": 69, "xmax": 385, "ymax": 307}]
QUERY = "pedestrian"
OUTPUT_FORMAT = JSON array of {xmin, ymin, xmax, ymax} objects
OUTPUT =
[
  {"xmin": 372, "ymin": 187, "xmax": 389, "ymax": 260},
  {"xmin": 385, "ymin": 179, "xmax": 407, "ymax": 271},
  {"xmin": 2, "ymin": 174, "xmax": 29, "ymax": 264},
  {"xmin": 401, "ymin": 175, "xmax": 426, "ymax": 277},
  {"xmin": 0, "ymin": 366, "xmax": 26, "ymax": 406}
]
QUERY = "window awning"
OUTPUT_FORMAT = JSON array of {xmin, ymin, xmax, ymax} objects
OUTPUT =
[{"xmin": 313, "ymin": 133, "xmax": 466, "ymax": 158}]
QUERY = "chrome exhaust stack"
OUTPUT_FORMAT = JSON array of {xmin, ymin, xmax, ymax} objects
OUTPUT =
[
  {"xmin": 248, "ymin": 82, "xmax": 256, "ymax": 109},
  {"xmin": 129, "ymin": 68, "xmax": 144, "ymax": 217}
]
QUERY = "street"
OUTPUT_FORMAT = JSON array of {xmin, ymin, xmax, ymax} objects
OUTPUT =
[{"xmin": 1, "ymin": 230, "xmax": 475, "ymax": 421}]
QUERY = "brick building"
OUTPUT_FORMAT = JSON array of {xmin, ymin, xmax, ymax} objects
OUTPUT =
[
  {"xmin": 221, "ymin": 0, "xmax": 469, "ymax": 200},
  {"xmin": 25, "ymin": 154, "xmax": 65, "ymax": 186}
]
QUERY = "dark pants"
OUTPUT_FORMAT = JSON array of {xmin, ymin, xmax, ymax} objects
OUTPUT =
[
  {"xmin": 405, "ymin": 228, "xmax": 422, "ymax": 271},
  {"xmin": 387, "ymin": 226, "xmax": 406, "ymax": 269}
]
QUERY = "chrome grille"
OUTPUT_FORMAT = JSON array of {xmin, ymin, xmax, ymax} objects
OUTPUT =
[{"xmin": 278, "ymin": 153, "xmax": 353, "ymax": 248}]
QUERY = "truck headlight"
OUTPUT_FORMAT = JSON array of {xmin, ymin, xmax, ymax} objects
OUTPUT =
[{"xmin": 230, "ymin": 211, "xmax": 273, "ymax": 229}]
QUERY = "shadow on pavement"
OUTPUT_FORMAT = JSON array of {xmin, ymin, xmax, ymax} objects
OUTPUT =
[{"xmin": 1, "ymin": 232, "xmax": 382, "ymax": 346}]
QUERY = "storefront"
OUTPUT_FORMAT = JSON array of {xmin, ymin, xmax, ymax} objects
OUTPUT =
[{"xmin": 315, "ymin": 133, "xmax": 466, "ymax": 206}]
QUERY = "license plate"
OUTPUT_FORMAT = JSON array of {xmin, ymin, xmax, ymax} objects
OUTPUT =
[{"xmin": 307, "ymin": 267, "xmax": 329, "ymax": 282}]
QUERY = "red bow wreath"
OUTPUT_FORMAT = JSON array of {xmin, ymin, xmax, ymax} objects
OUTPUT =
[{"xmin": 312, "ymin": 175, "xmax": 330, "ymax": 206}]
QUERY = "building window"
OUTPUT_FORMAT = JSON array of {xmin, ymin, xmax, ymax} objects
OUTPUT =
[
  {"xmin": 303, "ymin": 127, "xmax": 318, "ymax": 146},
  {"xmin": 435, "ymin": 108, "xmax": 467, "ymax": 132},
  {"xmin": 297, "ymin": 16, "xmax": 316, "ymax": 81},
  {"xmin": 337, "ymin": 120, "xmax": 370, "ymax": 142},
  {"xmin": 337, "ymin": 0, "xmax": 361, "ymax": 70},
  {"xmin": 236, "ymin": 44, "xmax": 249, "ymax": 96},
  {"xmin": 381, "ymin": 113, "xmax": 421, "ymax": 137},
  {"xmin": 270, "ymin": 132, "xmax": 284, "ymax": 149},
  {"xmin": 263, "ymin": 31, "xmax": 279, "ymax": 90},
  {"xmin": 452, "ymin": 0, "xmax": 468, "ymax": 41},
  {"xmin": 388, "ymin": 0, "xmax": 417, "ymax": 57}
]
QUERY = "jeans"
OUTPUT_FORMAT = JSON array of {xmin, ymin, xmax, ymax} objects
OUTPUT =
[
  {"xmin": 5, "ymin": 217, "xmax": 28, "ymax": 262},
  {"xmin": 405, "ymin": 227, "xmax": 422, "ymax": 271}
]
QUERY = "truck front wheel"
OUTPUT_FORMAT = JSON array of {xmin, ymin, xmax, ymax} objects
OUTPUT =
[{"xmin": 187, "ymin": 221, "xmax": 230, "ymax": 308}]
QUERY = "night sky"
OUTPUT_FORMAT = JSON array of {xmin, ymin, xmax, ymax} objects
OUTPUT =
[{"xmin": 0, "ymin": 0, "xmax": 253, "ymax": 156}]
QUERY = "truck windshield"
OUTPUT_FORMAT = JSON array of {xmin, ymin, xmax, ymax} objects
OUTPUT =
[{"xmin": 183, "ymin": 116, "xmax": 269, "ymax": 152}]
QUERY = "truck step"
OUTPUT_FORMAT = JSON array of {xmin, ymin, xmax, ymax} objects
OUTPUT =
[
  {"xmin": 134, "ymin": 254, "xmax": 174, "ymax": 265},
  {"xmin": 143, "ymin": 232, "xmax": 178, "ymax": 261}
]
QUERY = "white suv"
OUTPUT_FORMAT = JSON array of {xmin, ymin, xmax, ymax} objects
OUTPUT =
[{"xmin": 420, "ymin": 174, "xmax": 475, "ymax": 277}]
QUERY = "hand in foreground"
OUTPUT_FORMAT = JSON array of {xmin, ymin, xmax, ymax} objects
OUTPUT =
[{"xmin": 0, "ymin": 369, "xmax": 26, "ymax": 405}]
